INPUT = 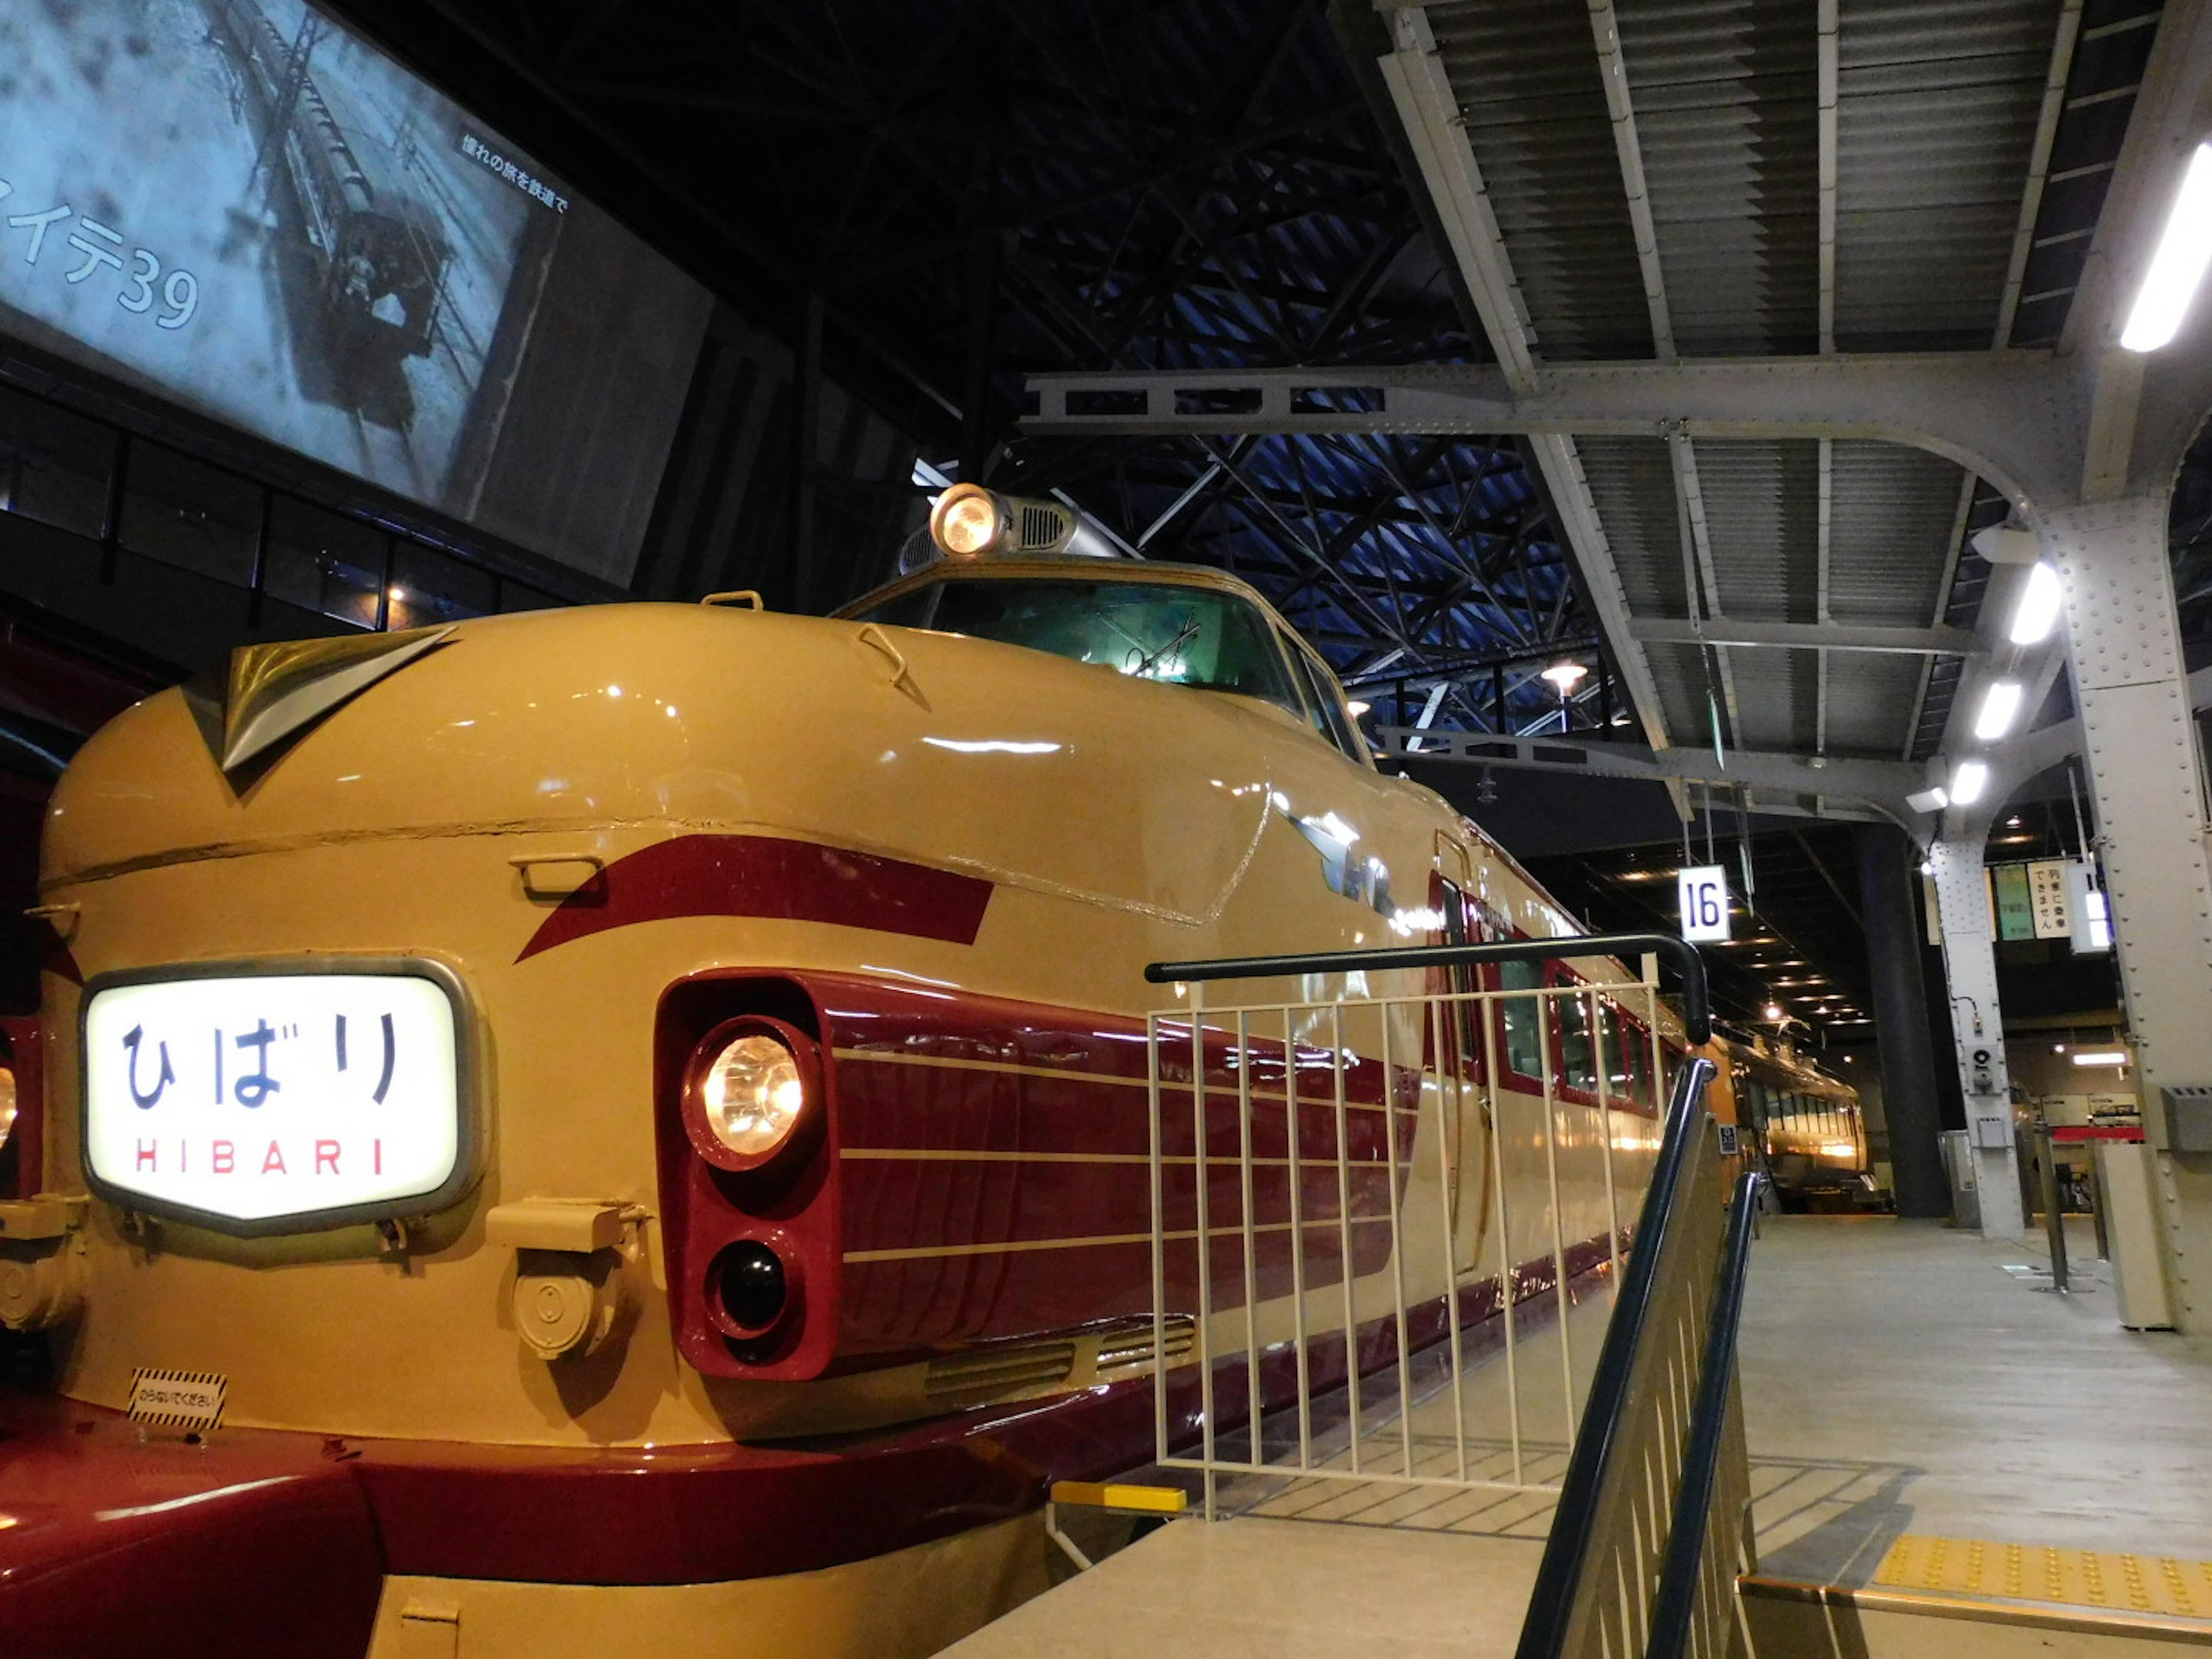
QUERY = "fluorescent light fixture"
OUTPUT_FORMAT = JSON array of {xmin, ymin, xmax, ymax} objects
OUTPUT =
[
  {"xmin": 2121, "ymin": 142, "xmax": 2212, "ymax": 351},
  {"xmin": 1973, "ymin": 680, "xmax": 2025, "ymax": 741},
  {"xmin": 2008, "ymin": 562, "xmax": 2063, "ymax": 645},
  {"xmin": 2071, "ymin": 1050, "xmax": 2128, "ymax": 1067},
  {"xmin": 1906, "ymin": 785, "xmax": 1949, "ymax": 814},
  {"xmin": 1950, "ymin": 759, "xmax": 1989, "ymax": 806}
]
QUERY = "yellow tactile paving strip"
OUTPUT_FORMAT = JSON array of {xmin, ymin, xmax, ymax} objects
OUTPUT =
[{"xmin": 1876, "ymin": 1533, "xmax": 2212, "ymax": 1621}]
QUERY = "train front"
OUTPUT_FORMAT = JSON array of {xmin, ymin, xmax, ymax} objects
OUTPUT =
[{"xmin": 0, "ymin": 546, "xmax": 1407, "ymax": 1653}]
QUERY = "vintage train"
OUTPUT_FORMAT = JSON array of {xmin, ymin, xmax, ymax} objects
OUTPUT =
[
  {"xmin": 1710, "ymin": 1030, "xmax": 1878, "ymax": 1212},
  {"xmin": 210, "ymin": 0, "xmax": 450, "ymax": 363},
  {"xmin": 0, "ymin": 484, "xmax": 1687, "ymax": 1657}
]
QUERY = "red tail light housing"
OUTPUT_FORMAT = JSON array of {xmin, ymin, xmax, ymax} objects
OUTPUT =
[{"xmin": 655, "ymin": 979, "xmax": 840, "ymax": 1380}]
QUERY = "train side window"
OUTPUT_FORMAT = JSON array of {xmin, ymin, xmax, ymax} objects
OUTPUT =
[
  {"xmin": 1558, "ymin": 981, "xmax": 1597, "ymax": 1094},
  {"xmin": 1499, "ymin": 960, "xmax": 1545, "ymax": 1079},
  {"xmin": 1599, "ymin": 1005, "xmax": 1634, "ymax": 1101}
]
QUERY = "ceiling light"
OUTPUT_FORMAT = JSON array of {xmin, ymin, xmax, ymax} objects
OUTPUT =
[
  {"xmin": 2071, "ymin": 1050, "xmax": 2128, "ymax": 1067},
  {"xmin": 1906, "ymin": 785, "xmax": 1949, "ymax": 814},
  {"xmin": 1973, "ymin": 680, "xmax": 2024, "ymax": 741},
  {"xmin": 1950, "ymin": 759, "xmax": 1989, "ymax": 806},
  {"xmin": 1763, "ymin": 1003, "xmax": 1784, "ymax": 1022},
  {"xmin": 1346, "ymin": 699, "xmax": 1371, "ymax": 717},
  {"xmin": 2008, "ymin": 562, "xmax": 2063, "ymax": 645},
  {"xmin": 2120, "ymin": 141, "xmax": 2212, "ymax": 351},
  {"xmin": 1540, "ymin": 661, "xmax": 1588, "ymax": 696}
]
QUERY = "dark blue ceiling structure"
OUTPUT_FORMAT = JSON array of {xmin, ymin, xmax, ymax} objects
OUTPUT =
[{"xmin": 338, "ymin": 0, "xmax": 1609, "ymax": 738}]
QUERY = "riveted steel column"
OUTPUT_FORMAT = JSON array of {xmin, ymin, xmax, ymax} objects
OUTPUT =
[
  {"xmin": 1927, "ymin": 838, "xmax": 2026, "ymax": 1240},
  {"xmin": 2048, "ymin": 494, "xmax": 2207, "ymax": 1328},
  {"xmin": 1856, "ymin": 823, "xmax": 1950, "ymax": 1219}
]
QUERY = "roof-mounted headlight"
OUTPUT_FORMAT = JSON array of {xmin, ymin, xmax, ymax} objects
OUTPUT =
[{"xmin": 927, "ymin": 482, "xmax": 1077, "ymax": 559}]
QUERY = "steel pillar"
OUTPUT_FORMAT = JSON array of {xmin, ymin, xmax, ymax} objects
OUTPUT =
[
  {"xmin": 1927, "ymin": 838, "xmax": 2027, "ymax": 1241},
  {"xmin": 2048, "ymin": 493, "xmax": 2210, "ymax": 1328},
  {"xmin": 1856, "ymin": 824, "xmax": 1950, "ymax": 1219}
]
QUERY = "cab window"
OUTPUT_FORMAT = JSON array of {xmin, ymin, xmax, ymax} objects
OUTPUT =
[
  {"xmin": 849, "ymin": 577, "xmax": 1303, "ymax": 714},
  {"xmin": 1280, "ymin": 638, "xmax": 1363, "ymax": 759}
]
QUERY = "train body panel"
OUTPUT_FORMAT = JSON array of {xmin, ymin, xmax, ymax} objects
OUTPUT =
[{"xmin": 4, "ymin": 543, "xmax": 1679, "ymax": 1650}]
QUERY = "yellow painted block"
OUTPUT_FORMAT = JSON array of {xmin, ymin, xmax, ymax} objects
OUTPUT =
[
  {"xmin": 1049, "ymin": 1480, "xmax": 1188, "ymax": 1515},
  {"xmin": 1874, "ymin": 1532, "xmax": 2212, "ymax": 1621}
]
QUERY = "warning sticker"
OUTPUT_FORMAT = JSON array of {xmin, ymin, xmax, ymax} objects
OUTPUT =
[{"xmin": 128, "ymin": 1368, "xmax": 228, "ymax": 1431}]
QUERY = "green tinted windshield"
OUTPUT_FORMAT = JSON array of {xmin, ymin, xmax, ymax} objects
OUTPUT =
[{"xmin": 857, "ymin": 578, "xmax": 1301, "ymax": 711}]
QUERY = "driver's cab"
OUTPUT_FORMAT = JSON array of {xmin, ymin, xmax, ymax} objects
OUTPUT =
[{"xmin": 837, "ymin": 484, "xmax": 1374, "ymax": 769}]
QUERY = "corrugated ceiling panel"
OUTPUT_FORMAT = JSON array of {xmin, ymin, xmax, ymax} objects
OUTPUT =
[
  {"xmin": 1574, "ymin": 435, "xmax": 1688, "ymax": 619},
  {"xmin": 1834, "ymin": 0, "xmax": 2062, "ymax": 349},
  {"xmin": 1824, "ymin": 441, "xmax": 1967, "ymax": 626},
  {"xmin": 1688, "ymin": 440, "xmax": 1819, "ymax": 625},
  {"xmin": 1614, "ymin": 0, "xmax": 1820, "ymax": 354},
  {"xmin": 1425, "ymin": 1, "xmax": 1656, "ymax": 359},
  {"xmin": 1722, "ymin": 645, "xmax": 1817, "ymax": 751},
  {"xmin": 1822, "ymin": 650, "xmax": 1929, "ymax": 756},
  {"xmin": 1646, "ymin": 640, "xmax": 1715, "ymax": 741}
]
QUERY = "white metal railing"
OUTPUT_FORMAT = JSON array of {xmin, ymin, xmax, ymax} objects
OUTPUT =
[{"xmin": 1142, "ymin": 957, "xmax": 1673, "ymax": 1518}]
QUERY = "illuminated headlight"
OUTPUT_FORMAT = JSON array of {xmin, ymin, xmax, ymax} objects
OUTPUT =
[
  {"xmin": 0, "ymin": 1065, "xmax": 14, "ymax": 1154},
  {"xmin": 931, "ymin": 483, "xmax": 1005, "ymax": 558},
  {"xmin": 683, "ymin": 1018, "xmax": 819, "ymax": 1171}
]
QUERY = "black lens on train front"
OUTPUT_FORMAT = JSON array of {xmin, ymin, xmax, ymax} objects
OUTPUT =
[{"xmin": 714, "ymin": 1242, "xmax": 787, "ymax": 1334}]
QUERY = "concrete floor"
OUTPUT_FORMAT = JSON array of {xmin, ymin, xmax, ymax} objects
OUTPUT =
[
  {"xmin": 1740, "ymin": 1215, "xmax": 2212, "ymax": 1585},
  {"xmin": 945, "ymin": 1213, "xmax": 2212, "ymax": 1655}
]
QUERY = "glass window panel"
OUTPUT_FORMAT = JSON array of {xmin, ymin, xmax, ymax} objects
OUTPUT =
[
  {"xmin": 853, "ymin": 578, "xmax": 1303, "ymax": 715},
  {"xmin": 1499, "ymin": 960, "xmax": 1544, "ymax": 1080},
  {"xmin": 0, "ymin": 382, "xmax": 110, "ymax": 538},
  {"xmin": 1558, "ymin": 987, "xmax": 1597, "ymax": 1093},
  {"xmin": 263, "ymin": 498, "xmax": 383, "ymax": 628},
  {"xmin": 119, "ymin": 444, "xmax": 258, "ymax": 586},
  {"xmin": 388, "ymin": 542, "xmax": 495, "ymax": 630}
]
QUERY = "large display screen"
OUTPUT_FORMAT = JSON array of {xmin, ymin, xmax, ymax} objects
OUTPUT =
[{"xmin": 0, "ymin": 0, "xmax": 712, "ymax": 584}]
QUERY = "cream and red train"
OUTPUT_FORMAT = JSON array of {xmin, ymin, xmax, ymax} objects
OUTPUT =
[{"xmin": 0, "ymin": 486, "xmax": 1680, "ymax": 1658}]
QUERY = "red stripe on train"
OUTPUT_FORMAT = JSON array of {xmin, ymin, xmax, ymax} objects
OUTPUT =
[{"xmin": 515, "ymin": 834, "xmax": 994, "ymax": 961}]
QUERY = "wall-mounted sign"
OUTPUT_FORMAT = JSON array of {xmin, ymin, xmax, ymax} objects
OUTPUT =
[
  {"xmin": 2027, "ymin": 859, "xmax": 2071, "ymax": 939},
  {"xmin": 1991, "ymin": 863, "xmax": 2035, "ymax": 941},
  {"xmin": 1678, "ymin": 864, "xmax": 1732, "ymax": 943},
  {"xmin": 82, "ymin": 966, "xmax": 468, "ymax": 1232}
]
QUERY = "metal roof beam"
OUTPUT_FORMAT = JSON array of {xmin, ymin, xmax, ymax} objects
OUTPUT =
[
  {"xmin": 1025, "ymin": 352, "xmax": 2076, "ymax": 507},
  {"xmin": 1375, "ymin": 726, "xmax": 1916, "ymax": 825},
  {"xmin": 1627, "ymin": 619, "xmax": 1979, "ymax": 656}
]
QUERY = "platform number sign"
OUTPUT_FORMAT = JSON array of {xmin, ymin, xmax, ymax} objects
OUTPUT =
[{"xmin": 1677, "ymin": 865, "xmax": 1732, "ymax": 943}]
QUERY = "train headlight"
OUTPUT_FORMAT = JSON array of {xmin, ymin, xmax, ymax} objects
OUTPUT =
[
  {"xmin": 928, "ymin": 482, "xmax": 1078, "ymax": 559},
  {"xmin": 932, "ymin": 483, "xmax": 1005, "ymax": 557},
  {"xmin": 683, "ymin": 1017, "xmax": 819, "ymax": 1171}
]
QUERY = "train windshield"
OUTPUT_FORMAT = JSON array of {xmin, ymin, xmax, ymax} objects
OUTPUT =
[{"xmin": 858, "ymin": 578, "xmax": 1304, "ymax": 712}]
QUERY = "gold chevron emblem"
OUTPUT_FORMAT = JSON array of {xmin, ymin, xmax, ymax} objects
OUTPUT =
[{"xmin": 220, "ymin": 624, "xmax": 456, "ymax": 775}]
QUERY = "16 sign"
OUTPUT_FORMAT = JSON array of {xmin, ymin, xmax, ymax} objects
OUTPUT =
[{"xmin": 1677, "ymin": 865, "xmax": 1732, "ymax": 942}]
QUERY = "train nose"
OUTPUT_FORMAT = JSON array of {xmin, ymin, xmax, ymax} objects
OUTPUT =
[{"xmin": 0, "ymin": 1395, "xmax": 384, "ymax": 1659}]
